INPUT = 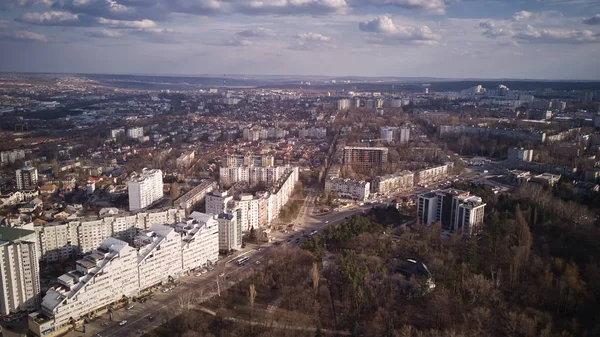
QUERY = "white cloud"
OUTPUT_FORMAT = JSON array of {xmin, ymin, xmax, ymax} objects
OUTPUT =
[
  {"xmin": 234, "ymin": 0, "xmax": 349, "ymax": 16},
  {"xmin": 236, "ymin": 27, "xmax": 277, "ymax": 38},
  {"xmin": 512, "ymin": 10, "xmax": 533, "ymax": 21},
  {"xmin": 288, "ymin": 32, "xmax": 332, "ymax": 50},
  {"xmin": 0, "ymin": 30, "xmax": 48, "ymax": 42},
  {"xmin": 512, "ymin": 10, "xmax": 563, "ymax": 22},
  {"xmin": 18, "ymin": 11, "xmax": 81, "ymax": 26},
  {"xmin": 1, "ymin": 0, "xmax": 52, "ymax": 10},
  {"xmin": 356, "ymin": 0, "xmax": 447, "ymax": 15},
  {"xmin": 85, "ymin": 29, "xmax": 124, "ymax": 38},
  {"xmin": 97, "ymin": 17, "xmax": 157, "ymax": 29},
  {"xmin": 218, "ymin": 38, "xmax": 253, "ymax": 47},
  {"xmin": 359, "ymin": 16, "xmax": 441, "ymax": 45},
  {"xmin": 516, "ymin": 25, "xmax": 600, "ymax": 44},
  {"xmin": 582, "ymin": 14, "xmax": 600, "ymax": 25}
]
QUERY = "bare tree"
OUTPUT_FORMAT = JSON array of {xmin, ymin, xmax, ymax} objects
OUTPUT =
[
  {"xmin": 311, "ymin": 262, "xmax": 320, "ymax": 292},
  {"xmin": 248, "ymin": 283, "xmax": 257, "ymax": 332}
]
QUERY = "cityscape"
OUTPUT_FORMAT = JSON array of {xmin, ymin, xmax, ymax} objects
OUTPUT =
[{"xmin": 1, "ymin": 1, "xmax": 600, "ymax": 337}]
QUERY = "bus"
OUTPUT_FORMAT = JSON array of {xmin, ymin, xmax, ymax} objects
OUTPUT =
[{"xmin": 237, "ymin": 257, "xmax": 250, "ymax": 266}]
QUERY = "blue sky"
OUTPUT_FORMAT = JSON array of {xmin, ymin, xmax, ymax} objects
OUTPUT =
[{"xmin": 0, "ymin": 0, "xmax": 599, "ymax": 79}]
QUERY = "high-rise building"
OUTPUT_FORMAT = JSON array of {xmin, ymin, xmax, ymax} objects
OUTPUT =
[
  {"xmin": 337, "ymin": 98, "xmax": 351, "ymax": 111},
  {"xmin": 205, "ymin": 190, "xmax": 234, "ymax": 215},
  {"xmin": 126, "ymin": 127, "xmax": 144, "ymax": 139},
  {"xmin": 398, "ymin": 127, "xmax": 410, "ymax": 143},
  {"xmin": 16, "ymin": 166, "xmax": 38, "ymax": 190},
  {"xmin": 0, "ymin": 227, "xmax": 41, "ymax": 315},
  {"xmin": 128, "ymin": 169, "xmax": 163, "ymax": 211},
  {"xmin": 380, "ymin": 126, "xmax": 397, "ymax": 143},
  {"xmin": 343, "ymin": 146, "xmax": 388, "ymax": 172},
  {"xmin": 417, "ymin": 189, "xmax": 486, "ymax": 235},
  {"xmin": 217, "ymin": 212, "xmax": 242, "ymax": 252},
  {"xmin": 507, "ymin": 148, "xmax": 534, "ymax": 166}
]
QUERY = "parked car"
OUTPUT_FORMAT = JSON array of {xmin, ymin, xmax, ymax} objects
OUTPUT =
[
  {"xmin": 119, "ymin": 320, "xmax": 128, "ymax": 326},
  {"xmin": 126, "ymin": 305, "xmax": 134, "ymax": 310}
]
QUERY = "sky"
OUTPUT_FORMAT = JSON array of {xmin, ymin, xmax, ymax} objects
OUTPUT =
[{"xmin": 0, "ymin": 0, "xmax": 599, "ymax": 80}]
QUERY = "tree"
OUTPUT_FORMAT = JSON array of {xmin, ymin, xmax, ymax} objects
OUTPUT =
[
  {"xmin": 249, "ymin": 226, "xmax": 257, "ymax": 243},
  {"xmin": 248, "ymin": 283, "xmax": 257, "ymax": 331},
  {"xmin": 311, "ymin": 262, "xmax": 320, "ymax": 291}
]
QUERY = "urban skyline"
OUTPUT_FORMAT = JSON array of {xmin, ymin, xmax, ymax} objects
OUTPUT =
[{"xmin": 0, "ymin": 0, "xmax": 600, "ymax": 79}]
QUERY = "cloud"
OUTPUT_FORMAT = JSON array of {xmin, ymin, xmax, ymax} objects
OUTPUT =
[
  {"xmin": 582, "ymin": 14, "xmax": 600, "ymax": 25},
  {"xmin": 515, "ymin": 25, "xmax": 600, "ymax": 44},
  {"xmin": 512, "ymin": 10, "xmax": 533, "ymax": 21},
  {"xmin": 217, "ymin": 38, "xmax": 253, "ymax": 47},
  {"xmin": 18, "ymin": 11, "xmax": 82, "ymax": 26},
  {"xmin": 355, "ymin": 0, "xmax": 447, "ymax": 15},
  {"xmin": 18, "ymin": 11, "xmax": 157, "ymax": 29},
  {"xmin": 85, "ymin": 29, "xmax": 124, "ymax": 38},
  {"xmin": 359, "ymin": 16, "xmax": 441, "ymax": 45},
  {"xmin": 232, "ymin": 0, "xmax": 349, "ymax": 16},
  {"xmin": 129, "ymin": 27, "xmax": 180, "ymax": 43},
  {"xmin": 288, "ymin": 32, "xmax": 332, "ymax": 50},
  {"xmin": 1, "ymin": 0, "xmax": 52, "ymax": 10},
  {"xmin": 0, "ymin": 30, "xmax": 47, "ymax": 42},
  {"xmin": 512, "ymin": 10, "xmax": 563, "ymax": 22},
  {"xmin": 236, "ymin": 27, "xmax": 277, "ymax": 38}
]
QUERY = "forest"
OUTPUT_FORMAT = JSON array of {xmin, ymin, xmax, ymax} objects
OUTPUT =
[{"xmin": 149, "ymin": 182, "xmax": 600, "ymax": 337}]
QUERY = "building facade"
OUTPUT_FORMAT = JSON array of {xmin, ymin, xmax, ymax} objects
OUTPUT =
[
  {"xmin": 128, "ymin": 169, "xmax": 163, "ymax": 211},
  {"xmin": 417, "ymin": 189, "xmax": 486, "ymax": 235},
  {"xmin": 372, "ymin": 171, "xmax": 414, "ymax": 196},
  {"xmin": 325, "ymin": 178, "xmax": 370, "ymax": 201},
  {"xmin": 343, "ymin": 146, "xmax": 388, "ymax": 172},
  {"xmin": 0, "ymin": 227, "xmax": 41, "ymax": 315},
  {"xmin": 217, "ymin": 212, "xmax": 242, "ymax": 252},
  {"xmin": 16, "ymin": 166, "xmax": 38, "ymax": 190}
]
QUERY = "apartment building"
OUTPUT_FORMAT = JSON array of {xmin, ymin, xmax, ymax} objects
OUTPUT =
[
  {"xmin": 417, "ymin": 189, "xmax": 486, "ymax": 235},
  {"xmin": 34, "ymin": 208, "xmax": 185, "ymax": 262},
  {"xmin": 135, "ymin": 224, "xmax": 182, "ymax": 291},
  {"xmin": 414, "ymin": 164, "xmax": 451, "ymax": 186},
  {"xmin": 299, "ymin": 127, "xmax": 327, "ymax": 139},
  {"xmin": 31, "ymin": 213, "xmax": 220, "ymax": 337},
  {"xmin": 325, "ymin": 178, "xmax": 370, "ymax": 201},
  {"xmin": 219, "ymin": 166, "xmax": 286, "ymax": 187},
  {"xmin": 16, "ymin": 166, "xmax": 38, "ymax": 190},
  {"xmin": 205, "ymin": 190, "xmax": 234, "ymax": 216},
  {"xmin": 234, "ymin": 194, "xmax": 260, "ymax": 231},
  {"xmin": 126, "ymin": 127, "xmax": 144, "ymax": 139},
  {"xmin": 372, "ymin": 171, "xmax": 414, "ymax": 196},
  {"xmin": 0, "ymin": 227, "xmax": 41, "ymax": 315},
  {"xmin": 176, "ymin": 212, "xmax": 219, "ymax": 271},
  {"xmin": 128, "ymin": 168, "xmax": 163, "ymax": 211},
  {"xmin": 1, "ymin": 149, "xmax": 26, "ymax": 166},
  {"xmin": 343, "ymin": 146, "xmax": 388, "ymax": 172},
  {"xmin": 217, "ymin": 212, "xmax": 242, "ymax": 252},
  {"xmin": 30, "ymin": 238, "xmax": 139, "ymax": 337},
  {"xmin": 176, "ymin": 179, "xmax": 217, "ymax": 215},
  {"xmin": 224, "ymin": 154, "xmax": 274, "ymax": 168},
  {"xmin": 337, "ymin": 98, "xmax": 351, "ymax": 111},
  {"xmin": 507, "ymin": 147, "xmax": 534, "ymax": 166}
]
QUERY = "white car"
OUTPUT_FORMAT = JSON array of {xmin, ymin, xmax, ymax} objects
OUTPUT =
[{"xmin": 119, "ymin": 320, "xmax": 127, "ymax": 326}]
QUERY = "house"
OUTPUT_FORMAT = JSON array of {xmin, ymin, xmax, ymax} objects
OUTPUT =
[{"xmin": 40, "ymin": 184, "xmax": 58, "ymax": 194}]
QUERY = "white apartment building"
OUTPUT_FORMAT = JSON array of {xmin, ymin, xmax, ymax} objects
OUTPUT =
[
  {"xmin": 31, "ymin": 213, "xmax": 220, "ymax": 337},
  {"xmin": 16, "ymin": 166, "xmax": 38, "ymax": 190},
  {"xmin": 126, "ymin": 127, "xmax": 144, "ymax": 139},
  {"xmin": 234, "ymin": 194, "xmax": 260, "ymax": 231},
  {"xmin": 176, "ymin": 212, "xmax": 219, "ymax": 271},
  {"xmin": 219, "ymin": 166, "xmax": 286, "ymax": 187},
  {"xmin": 128, "ymin": 168, "xmax": 163, "ymax": 211},
  {"xmin": 205, "ymin": 190, "xmax": 234, "ymax": 215},
  {"xmin": 176, "ymin": 179, "xmax": 217, "ymax": 215},
  {"xmin": 417, "ymin": 192, "xmax": 438, "ymax": 226},
  {"xmin": 415, "ymin": 164, "xmax": 451, "ymax": 186},
  {"xmin": 30, "ymin": 238, "xmax": 140, "ymax": 337},
  {"xmin": 372, "ymin": 171, "xmax": 414, "ymax": 196},
  {"xmin": 109, "ymin": 128, "xmax": 124, "ymax": 139},
  {"xmin": 299, "ymin": 127, "xmax": 327, "ymax": 139},
  {"xmin": 225, "ymin": 154, "xmax": 274, "ymax": 168},
  {"xmin": 398, "ymin": 127, "xmax": 410, "ymax": 143},
  {"xmin": 217, "ymin": 212, "xmax": 242, "ymax": 252},
  {"xmin": 1, "ymin": 149, "xmax": 26, "ymax": 166},
  {"xmin": 34, "ymin": 208, "xmax": 185, "ymax": 262},
  {"xmin": 325, "ymin": 178, "xmax": 370, "ymax": 201},
  {"xmin": 337, "ymin": 98, "xmax": 351, "ymax": 111},
  {"xmin": 417, "ymin": 189, "xmax": 486, "ymax": 235},
  {"xmin": 135, "ymin": 225, "xmax": 182, "ymax": 290},
  {"xmin": 380, "ymin": 126, "xmax": 397, "ymax": 143},
  {"xmin": 0, "ymin": 227, "xmax": 41, "ymax": 315},
  {"xmin": 455, "ymin": 196, "xmax": 486, "ymax": 235}
]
